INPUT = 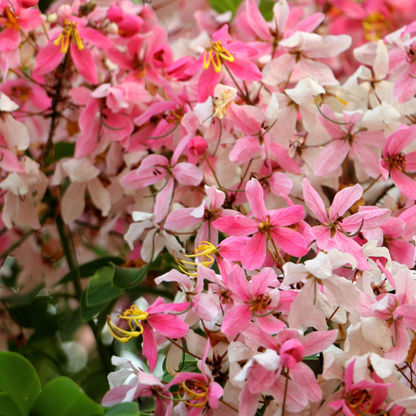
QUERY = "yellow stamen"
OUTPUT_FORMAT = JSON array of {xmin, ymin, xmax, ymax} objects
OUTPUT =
[
  {"xmin": 54, "ymin": 19, "xmax": 84, "ymax": 54},
  {"xmin": 107, "ymin": 305, "xmax": 149, "ymax": 343},
  {"xmin": 177, "ymin": 381, "xmax": 209, "ymax": 409},
  {"xmin": 203, "ymin": 40, "xmax": 234, "ymax": 73},
  {"xmin": 176, "ymin": 241, "xmax": 218, "ymax": 277},
  {"xmin": 3, "ymin": 8, "xmax": 19, "ymax": 30}
]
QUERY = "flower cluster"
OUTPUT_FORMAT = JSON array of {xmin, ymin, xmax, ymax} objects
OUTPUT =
[{"xmin": 2, "ymin": 0, "xmax": 416, "ymax": 415}]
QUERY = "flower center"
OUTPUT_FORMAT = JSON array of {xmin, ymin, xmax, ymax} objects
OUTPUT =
[
  {"xmin": 407, "ymin": 45, "xmax": 416, "ymax": 64},
  {"xmin": 258, "ymin": 216, "xmax": 272, "ymax": 233},
  {"xmin": 248, "ymin": 293, "xmax": 271, "ymax": 312},
  {"xmin": 362, "ymin": 12, "xmax": 389, "ymax": 41},
  {"xmin": 10, "ymin": 85, "xmax": 31, "ymax": 102},
  {"xmin": 177, "ymin": 380, "xmax": 209, "ymax": 408},
  {"xmin": 203, "ymin": 40, "xmax": 234, "ymax": 73},
  {"xmin": 387, "ymin": 153, "xmax": 406, "ymax": 172},
  {"xmin": 1, "ymin": 8, "xmax": 20, "ymax": 31},
  {"xmin": 346, "ymin": 388, "xmax": 373, "ymax": 415},
  {"xmin": 54, "ymin": 20, "xmax": 84, "ymax": 54},
  {"xmin": 107, "ymin": 305, "xmax": 149, "ymax": 343}
]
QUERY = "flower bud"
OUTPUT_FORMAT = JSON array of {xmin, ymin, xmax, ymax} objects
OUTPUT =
[
  {"xmin": 57, "ymin": 4, "xmax": 72, "ymax": 20},
  {"xmin": 106, "ymin": 22, "xmax": 118, "ymax": 35},
  {"xmin": 17, "ymin": 0, "xmax": 39, "ymax": 8},
  {"xmin": 188, "ymin": 136, "xmax": 208, "ymax": 157},
  {"xmin": 107, "ymin": 5, "xmax": 124, "ymax": 23},
  {"xmin": 117, "ymin": 14, "xmax": 143, "ymax": 37},
  {"xmin": 280, "ymin": 339, "xmax": 305, "ymax": 370},
  {"xmin": 47, "ymin": 13, "xmax": 58, "ymax": 24}
]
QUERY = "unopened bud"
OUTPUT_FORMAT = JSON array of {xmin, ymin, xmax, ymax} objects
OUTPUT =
[
  {"xmin": 107, "ymin": 5, "xmax": 124, "ymax": 23},
  {"xmin": 188, "ymin": 136, "xmax": 208, "ymax": 157},
  {"xmin": 106, "ymin": 22, "xmax": 118, "ymax": 35},
  {"xmin": 47, "ymin": 13, "xmax": 58, "ymax": 24}
]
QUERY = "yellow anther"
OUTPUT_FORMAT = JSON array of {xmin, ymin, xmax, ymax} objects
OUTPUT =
[
  {"xmin": 2, "ymin": 8, "xmax": 19, "ymax": 31},
  {"xmin": 203, "ymin": 40, "xmax": 234, "ymax": 73},
  {"xmin": 177, "ymin": 381, "xmax": 209, "ymax": 409},
  {"xmin": 175, "ymin": 241, "xmax": 218, "ymax": 277},
  {"xmin": 107, "ymin": 305, "xmax": 149, "ymax": 343},
  {"xmin": 362, "ymin": 13, "xmax": 389, "ymax": 41},
  {"xmin": 54, "ymin": 19, "xmax": 84, "ymax": 54}
]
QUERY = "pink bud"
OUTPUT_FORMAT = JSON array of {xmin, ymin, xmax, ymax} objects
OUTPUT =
[
  {"xmin": 57, "ymin": 4, "xmax": 72, "ymax": 20},
  {"xmin": 280, "ymin": 339, "xmax": 304, "ymax": 369},
  {"xmin": 188, "ymin": 136, "xmax": 208, "ymax": 157},
  {"xmin": 107, "ymin": 5, "xmax": 124, "ymax": 23},
  {"xmin": 17, "ymin": 0, "xmax": 39, "ymax": 8},
  {"xmin": 117, "ymin": 14, "xmax": 143, "ymax": 37}
]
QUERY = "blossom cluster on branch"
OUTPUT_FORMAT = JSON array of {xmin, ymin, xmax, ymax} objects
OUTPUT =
[{"xmin": 2, "ymin": 0, "xmax": 416, "ymax": 415}]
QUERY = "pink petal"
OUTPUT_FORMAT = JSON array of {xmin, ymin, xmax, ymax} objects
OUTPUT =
[
  {"xmin": 316, "ymin": 104, "xmax": 344, "ymax": 138},
  {"xmin": 270, "ymin": 205, "xmax": 305, "ymax": 227},
  {"xmin": 34, "ymin": 41, "xmax": 65, "ymax": 75},
  {"xmin": 302, "ymin": 329, "xmax": 338, "ymax": 356},
  {"xmin": 171, "ymin": 163, "xmax": 203, "ymax": 186},
  {"xmin": 245, "ymin": 0, "xmax": 272, "ymax": 40},
  {"xmin": 393, "ymin": 62, "xmax": 416, "ymax": 104},
  {"xmin": 270, "ymin": 141, "xmax": 302, "ymax": 174},
  {"xmin": 257, "ymin": 314, "xmax": 286, "ymax": 334},
  {"xmin": 405, "ymin": 151, "xmax": 416, "ymax": 172},
  {"xmin": 238, "ymin": 384, "xmax": 260, "ymax": 416},
  {"xmin": 252, "ymin": 267, "xmax": 277, "ymax": 297},
  {"xmin": 333, "ymin": 231, "xmax": 369, "ymax": 270},
  {"xmin": 134, "ymin": 102, "xmax": 177, "ymax": 126},
  {"xmin": 303, "ymin": 178, "xmax": 328, "ymax": 224},
  {"xmin": 270, "ymin": 227, "xmax": 308, "ymax": 257},
  {"xmin": 221, "ymin": 304, "xmax": 252, "ymax": 338},
  {"xmin": 314, "ymin": 140, "xmax": 350, "ymax": 176},
  {"xmin": 341, "ymin": 208, "xmax": 390, "ymax": 232},
  {"xmin": 389, "ymin": 240, "xmax": 415, "ymax": 268},
  {"xmin": 329, "ymin": 184, "xmax": 363, "ymax": 221},
  {"xmin": 0, "ymin": 148, "xmax": 24, "ymax": 172},
  {"xmin": 71, "ymin": 45, "xmax": 97, "ymax": 84},
  {"xmin": 385, "ymin": 125, "xmax": 416, "ymax": 157},
  {"xmin": 241, "ymin": 232, "xmax": 267, "ymax": 270},
  {"xmin": 213, "ymin": 216, "xmax": 258, "ymax": 236},
  {"xmin": 295, "ymin": 13, "xmax": 325, "ymax": 32},
  {"xmin": 154, "ymin": 176, "xmax": 174, "ymax": 222},
  {"xmin": 165, "ymin": 208, "xmax": 202, "ymax": 230},
  {"xmin": 352, "ymin": 141, "xmax": 383, "ymax": 179},
  {"xmin": 299, "ymin": 58, "xmax": 338, "ymax": 86},
  {"xmin": 268, "ymin": 172, "xmax": 293, "ymax": 197},
  {"xmin": 78, "ymin": 27, "xmax": 113, "ymax": 49},
  {"xmin": 142, "ymin": 324, "xmax": 158, "ymax": 372},
  {"xmin": 198, "ymin": 67, "xmax": 222, "ymax": 103},
  {"xmin": 229, "ymin": 136, "xmax": 261, "ymax": 164},
  {"xmin": 147, "ymin": 314, "xmax": 188, "ymax": 338},
  {"xmin": 290, "ymin": 362, "xmax": 322, "ymax": 402},
  {"xmin": 226, "ymin": 57, "xmax": 263, "ymax": 81},
  {"xmin": 0, "ymin": 29, "xmax": 20, "ymax": 52},
  {"xmin": 391, "ymin": 168, "xmax": 416, "ymax": 199},
  {"xmin": 246, "ymin": 178, "xmax": 268, "ymax": 222},
  {"xmin": 229, "ymin": 264, "xmax": 252, "ymax": 302}
]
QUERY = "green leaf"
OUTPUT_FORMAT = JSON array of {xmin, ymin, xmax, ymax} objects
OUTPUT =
[
  {"xmin": 209, "ymin": 0, "xmax": 243, "ymax": 14},
  {"xmin": 0, "ymin": 392, "xmax": 25, "ymax": 416},
  {"xmin": 80, "ymin": 290, "xmax": 110, "ymax": 322},
  {"xmin": 0, "ymin": 351, "xmax": 41, "ymax": 415},
  {"xmin": 54, "ymin": 142, "xmax": 75, "ymax": 161},
  {"xmin": 57, "ymin": 257, "xmax": 125, "ymax": 285},
  {"xmin": 104, "ymin": 403, "xmax": 140, "ymax": 416},
  {"xmin": 30, "ymin": 377, "xmax": 104, "ymax": 416},
  {"xmin": 112, "ymin": 263, "xmax": 149, "ymax": 289},
  {"xmin": 2, "ymin": 284, "xmax": 44, "ymax": 305},
  {"xmin": 86, "ymin": 265, "xmax": 124, "ymax": 307}
]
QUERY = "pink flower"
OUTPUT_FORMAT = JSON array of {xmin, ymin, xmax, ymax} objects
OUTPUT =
[
  {"xmin": 121, "ymin": 154, "xmax": 203, "ymax": 222},
  {"xmin": 221, "ymin": 266, "xmax": 285, "ymax": 337},
  {"xmin": 165, "ymin": 185, "xmax": 237, "ymax": 247},
  {"xmin": 213, "ymin": 178, "xmax": 307, "ymax": 270},
  {"xmin": 34, "ymin": 16, "xmax": 112, "ymax": 84},
  {"xmin": 107, "ymin": 297, "xmax": 189, "ymax": 371},
  {"xmin": 314, "ymin": 105, "xmax": 386, "ymax": 179},
  {"xmin": 187, "ymin": 24, "xmax": 262, "ymax": 102},
  {"xmin": 303, "ymin": 178, "xmax": 390, "ymax": 270},
  {"xmin": 380, "ymin": 125, "xmax": 416, "ymax": 199}
]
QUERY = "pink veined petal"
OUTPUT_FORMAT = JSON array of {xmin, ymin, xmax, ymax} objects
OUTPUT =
[
  {"xmin": 262, "ymin": 53, "xmax": 295, "ymax": 86},
  {"xmin": 134, "ymin": 102, "xmax": 177, "ymax": 126},
  {"xmin": 208, "ymin": 382, "xmax": 223, "ymax": 409},
  {"xmin": 142, "ymin": 324, "xmax": 158, "ymax": 372},
  {"xmin": 257, "ymin": 313, "xmax": 286, "ymax": 334},
  {"xmin": 246, "ymin": 0, "xmax": 272, "ymax": 40},
  {"xmin": 18, "ymin": 8, "xmax": 43, "ymax": 31},
  {"xmin": 171, "ymin": 163, "xmax": 203, "ymax": 186},
  {"xmin": 206, "ymin": 185, "xmax": 225, "ymax": 209},
  {"xmin": 0, "ymin": 28, "xmax": 20, "ymax": 52},
  {"xmin": 102, "ymin": 111, "xmax": 133, "ymax": 141},
  {"xmin": 295, "ymin": 13, "xmax": 325, "ymax": 32},
  {"xmin": 102, "ymin": 385, "xmax": 138, "ymax": 407},
  {"xmin": 269, "ymin": 205, "xmax": 305, "ymax": 227},
  {"xmin": 198, "ymin": 67, "xmax": 222, "ymax": 103},
  {"xmin": 78, "ymin": 27, "xmax": 113, "ymax": 49},
  {"xmin": 120, "ymin": 168, "xmax": 165, "ymax": 189},
  {"xmin": 147, "ymin": 314, "xmax": 189, "ymax": 338},
  {"xmin": 340, "ymin": 208, "xmax": 391, "ymax": 232},
  {"xmin": 290, "ymin": 362, "xmax": 322, "ymax": 402},
  {"xmin": 306, "ymin": 35, "xmax": 351, "ymax": 59},
  {"xmin": 395, "ymin": 268, "xmax": 416, "ymax": 305},
  {"xmin": 268, "ymin": 172, "xmax": 293, "ymax": 196},
  {"xmin": 405, "ymin": 151, "xmax": 416, "ymax": 172},
  {"xmin": 227, "ymin": 102, "xmax": 262, "ymax": 134},
  {"xmin": 391, "ymin": 168, "xmax": 416, "ymax": 200},
  {"xmin": 389, "ymin": 240, "xmax": 416, "ymax": 268},
  {"xmin": 270, "ymin": 227, "xmax": 308, "ymax": 257},
  {"xmin": 384, "ymin": 320, "xmax": 410, "ymax": 364},
  {"xmin": 323, "ymin": 275, "xmax": 362, "ymax": 313},
  {"xmin": 270, "ymin": 375, "xmax": 309, "ymax": 413},
  {"xmin": 61, "ymin": 182, "xmax": 87, "ymax": 224},
  {"xmin": 238, "ymin": 383, "xmax": 260, "ymax": 416},
  {"xmin": 251, "ymin": 267, "xmax": 277, "ymax": 297},
  {"xmin": 299, "ymin": 58, "xmax": 338, "ymax": 86},
  {"xmin": 107, "ymin": 47, "xmax": 134, "ymax": 70},
  {"xmin": 395, "ymin": 304, "xmax": 416, "ymax": 330},
  {"xmin": 164, "ymin": 208, "xmax": 202, "ymax": 230},
  {"xmin": 140, "ymin": 155, "xmax": 169, "ymax": 170},
  {"xmin": 385, "ymin": 125, "xmax": 416, "ymax": 157},
  {"xmin": 229, "ymin": 136, "xmax": 261, "ymax": 164},
  {"xmin": 34, "ymin": 41, "xmax": 65, "ymax": 76},
  {"xmin": 71, "ymin": 45, "xmax": 98, "ymax": 84},
  {"xmin": 329, "ymin": 184, "xmax": 363, "ymax": 221},
  {"xmin": 400, "ymin": 205, "xmax": 416, "ymax": 240},
  {"xmin": 314, "ymin": 140, "xmax": 350, "ymax": 176},
  {"xmin": 393, "ymin": 62, "xmax": 416, "ymax": 104},
  {"xmin": 352, "ymin": 141, "xmax": 383, "ymax": 179},
  {"xmin": 270, "ymin": 141, "xmax": 302, "ymax": 174},
  {"xmin": 354, "ymin": 130, "xmax": 386, "ymax": 148},
  {"xmin": 333, "ymin": 231, "xmax": 369, "ymax": 271},
  {"xmin": 221, "ymin": 304, "xmax": 252, "ymax": 338},
  {"xmin": 229, "ymin": 264, "xmax": 252, "ymax": 302},
  {"xmin": 316, "ymin": 104, "xmax": 344, "ymax": 138},
  {"xmin": 303, "ymin": 178, "xmax": 328, "ymax": 224},
  {"xmin": 213, "ymin": 215, "xmax": 259, "ymax": 236},
  {"xmin": 310, "ymin": 226, "xmax": 332, "ymax": 250},
  {"xmin": 241, "ymin": 232, "xmax": 267, "ymax": 270},
  {"xmin": 302, "ymin": 329, "xmax": 339, "ymax": 356},
  {"xmin": 226, "ymin": 57, "xmax": 263, "ymax": 82},
  {"xmin": 0, "ymin": 148, "xmax": 24, "ymax": 172},
  {"xmin": 154, "ymin": 176, "xmax": 174, "ymax": 222},
  {"xmin": 246, "ymin": 178, "xmax": 268, "ymax": 222},
  {"xmin": 217, "ymin": 236, "xmax": 250, "ymax": 261}
]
